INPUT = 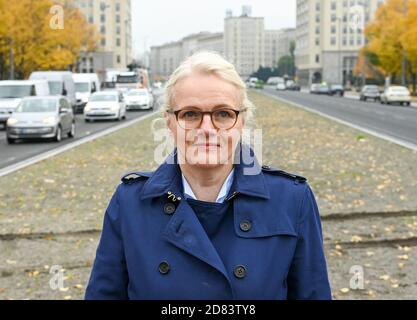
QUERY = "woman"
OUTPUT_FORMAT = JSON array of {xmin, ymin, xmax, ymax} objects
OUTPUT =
[{"xmin": 85, "ymin": 51, "xmax": 331, "ymax": 300}]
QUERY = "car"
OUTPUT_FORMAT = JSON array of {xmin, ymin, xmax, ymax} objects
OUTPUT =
[
  {"xmin": 0, "ymin": 80, "xmax": 50, "ymax": 128},
  {"xmin": 360, "ymin": 85, "xmax": 381, "ymax": 101},
  {"xmin": 125, "ymin": 89, "xmax": 154, "ymax": 110},
  {"xmin": 29, "ymin": 71, "xmax": 77, "ymax": 112},
  {"xmin": 380, "ymin": 86, "xmax": 411, "ymax": 106},
  {"xmin": 276, "ymin": 81, "xmax": 286, "ymax": 91},
  {"xmin": 6, "ymin": 96, "xmax": 75, "ymax": 144},
  {"xmin": 309, "ymin": 83, "xmax": 321, "ymax": 94},
  {"xmin": 330, "ymin": 84, "xmax": 345, "ymax": 97},
  {"xmin": 73, "ymin": 73, "xmax": 101, "ymax": 113},
  {"xmin": 84, "ymin": 91, "xmax": 126, "ymax": 122},
  {"xmin": 286, "ymin": 80, "xmax": 301, "ymax": 91},
  {"xmin": 318, "ymin": 84, "xmax": 331, "ymax": 95},
  {"xmin": 247, "ymin": 77, "xmax": 258, "ymax": 88}
]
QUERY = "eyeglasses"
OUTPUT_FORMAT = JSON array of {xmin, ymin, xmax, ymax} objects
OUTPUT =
[{"xmin": 167, "ymin": 107, "xmax": 246, "ymax": 130}]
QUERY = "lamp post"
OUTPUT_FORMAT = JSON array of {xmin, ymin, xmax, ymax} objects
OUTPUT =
[
  {"xmin": 0, "ymin": 36, "xmax": 14, "ymax": 80},
  {"xmin": 125, "ymin": 18, "xmax": 131, "ymax": 68},
  {"xmin": 335, "ymin": 17, "xmax": 342, "ymax": 85}
]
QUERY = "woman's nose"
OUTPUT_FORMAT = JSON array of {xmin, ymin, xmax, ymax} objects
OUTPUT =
[{"xmin": 199, "ymin": 114, "xmax": 216, "ymax": 131}]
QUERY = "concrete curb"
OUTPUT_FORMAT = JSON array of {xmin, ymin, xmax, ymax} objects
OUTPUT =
[
  {"xmin": 261, "ymin": 91, "xmax": 417, "ymax": 152},
  {"xmin": 0, "ymin": 110, "xmax": 160, "ymax": 178}
]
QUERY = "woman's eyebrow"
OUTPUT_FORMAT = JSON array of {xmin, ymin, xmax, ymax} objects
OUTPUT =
[{"xmin": 181, "ymin": 104, "xmax": 236, "ymax": 110}]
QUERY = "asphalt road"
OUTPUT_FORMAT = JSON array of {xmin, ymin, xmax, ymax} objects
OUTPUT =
[
  {"xmin": 263, "ymin": 87, "xmax": 417, "ymax": 147},
  {"xmin": 0, "ymin": 109, "xmax": 154, "ymax": 170}
]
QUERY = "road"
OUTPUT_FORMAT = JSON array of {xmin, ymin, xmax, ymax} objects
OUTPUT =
[
  {"xmin": 0, "ymin": 110, "xmax": 154, "ymax": 170},
  {"xmin": 263, "ymin": 87, "xmax": 417, "ymax": 148}
]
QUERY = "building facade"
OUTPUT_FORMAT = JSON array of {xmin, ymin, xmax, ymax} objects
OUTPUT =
[
  {"xmin": 264, "ymin": 28, "xmax": 296, "ymax": 69},
  {"xmin": 74, "ymin": 0, "xmax": 132, "ymax": 76},
  {"xmin": 295, "ymin": 0, "xmax": 385, "ymax": 86},
  {"xmin": 224, "ymin": 15, "xmax": 265, "ymax": 78},
  {"xmin": 150, "ymin": 32, "xmax": 224, "ymax": 80}
]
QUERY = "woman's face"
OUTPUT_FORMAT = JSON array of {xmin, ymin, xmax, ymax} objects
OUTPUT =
[{"xmin": 166, "ymin": 72, "xmax": 245, "ymax": 169}]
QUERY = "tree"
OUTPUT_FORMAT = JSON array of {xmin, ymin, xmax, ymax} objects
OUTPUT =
[
  {"xmin": 363, "ymin": 0, "xmax": 417, "ymax": 92},
  {"xmin": 0, "ymin": 0, "xmax": 98, "ymax": 79},
  {"xmin": 277, "ymin": 55, "xmax": 295, "ymax": 77}
]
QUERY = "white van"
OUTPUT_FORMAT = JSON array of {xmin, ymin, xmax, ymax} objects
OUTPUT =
[
  {"xmin": 29, "ymin": 71, "xmax": 76, "ymax": 111},
  {"xmin": 0, "ymin": 80, "xmax": 50, "ymax": 126},
  {"xmin": 73, "ymin": 73, "xmax": 100, "ymax": 113}
]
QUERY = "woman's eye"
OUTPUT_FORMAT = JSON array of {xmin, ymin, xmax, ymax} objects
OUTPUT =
[
  {"xmin": 216, "ymin": 110, "xmax": 232, "ymax": 118},
  {"xmin": 182, "ymin": 111, "xmax": 199, "ymax": 118}
]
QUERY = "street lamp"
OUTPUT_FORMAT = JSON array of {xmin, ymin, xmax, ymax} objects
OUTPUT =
[
  {"xmin": 125, "ymin": 18, "xmax": 131, "ymax": 68},
  {"xmin": 0, "ymin": 36, "xmax": 14, "ymax": 80},
  {"xmin": 336, "ymin": 17, "xmax": 342, "ymax": 85}
]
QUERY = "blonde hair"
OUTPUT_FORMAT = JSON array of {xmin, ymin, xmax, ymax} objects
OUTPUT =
[{"xmin": 161, "ymin": 51, "xmax": 255, "ymax": 124}]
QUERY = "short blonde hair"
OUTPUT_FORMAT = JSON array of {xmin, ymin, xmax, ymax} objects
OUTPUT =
[{"xmin": 161, "ymin": 51, "xmax": 255, "ymax": 124}]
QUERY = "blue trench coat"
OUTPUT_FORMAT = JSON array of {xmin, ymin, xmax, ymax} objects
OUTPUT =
[{"xmin": 85, "ymin": 147, "xmax": 332, "ymax": 300}]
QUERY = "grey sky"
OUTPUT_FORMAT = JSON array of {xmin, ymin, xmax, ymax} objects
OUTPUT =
[{"xmin": 132, "ymin": 0, "xmax": 296, "ymax": 57}]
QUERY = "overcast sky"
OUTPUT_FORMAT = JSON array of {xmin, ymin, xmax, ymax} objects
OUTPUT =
[{"xmin": 132, "ymin": 0, "xmax": 296, "ymax": 57}]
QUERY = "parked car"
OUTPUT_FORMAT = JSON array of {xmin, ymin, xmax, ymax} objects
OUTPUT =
[
  {"xmin": 0, "ymin": 80, "xmax": 50, "ymax": 127},
  {"xmin": 276, "ymin": 81, "xmax": 286, "ymax": 91},
  {"xmin": 309, "ymin": 83, "xmax": 321, "ymax": 94},
  {"xmin": 380, "ymin": 86, "xmax": 411, "ymax": 106},
  {"xmin": 125, "ymin": 89, "xmax": 154, "ymax": 110},
  {"xmin": 73, "ymin": 73, "xmax": 100, "ymax": 113},
  {"xmin": 286, "ymin": 80, "xmax": 301, "ymax": 91},
  {"xmin": 330, "ymin": 84, "xmax": 345, "ymax": 97},
  {"xmin": 247, "ymin": 77, "xmax": 258, "ymax": 88},
  {"xmin": 29, "ymin": 71, "xmax": 76, "ymax": 111},
  {"xmin": 84, "ymin": 91, "xmax": 126, "ymax": 122},
  {"xmin": 6, "ymin": 96, "xmax": 75, "ymax": 144},
  {"xmin": 254, "ymin": 80, "xmax": 264, "ymax": 89},
  {"xmin": 360, "ymin": 85, "xmax": 381, "ymax": 101}
]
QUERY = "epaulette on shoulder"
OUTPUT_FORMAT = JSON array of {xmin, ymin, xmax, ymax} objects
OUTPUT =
[
  {"xmin": 261, "ymin": 165, "xmax": 307, "ymax": 184},
  {"xmin": 121, "ymin": 171, "xmax": 153, "ymax": 184}
]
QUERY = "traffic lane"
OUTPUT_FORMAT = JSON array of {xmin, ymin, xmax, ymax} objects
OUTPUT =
[
  {"xmin": 264, "ymin": 88, "xmax": 417, "ymax": 145},
  {"xmin": 0, "ymin": 109, "xmax": 154, "ymax": 170}
]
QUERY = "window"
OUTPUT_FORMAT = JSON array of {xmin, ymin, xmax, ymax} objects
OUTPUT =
[
  {"xmin": 116, "ymin": 15, "xmax": 120, "ymax": 23},
  {"xmin": 315, "ymin": 54, "xmax": 320, "ymax": 63},
  {"xmin": 100, "ymin": 14, "xmax": 105, "ymax": 23},
  {"xmin": 117, "ymin": 55, "xmax": 121, "ymax": 64},
  {"xmin": 116, "ymin": 38, "xmax": 121, "ymax": 47},
  {"xmin": 331, "ymin": 37, "xmax": 336, "ymax": 46},
  {"xmin": 116, "ymin": 2, "xmax": 120, "ymax": 11}
]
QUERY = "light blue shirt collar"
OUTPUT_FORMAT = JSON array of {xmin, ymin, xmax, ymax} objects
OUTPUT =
[{"xmin": 181, "ymin": 169, "xmax": 235, "ymax": 204}]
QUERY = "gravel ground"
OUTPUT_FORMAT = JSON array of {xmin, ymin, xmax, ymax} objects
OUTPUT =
[{"xmin": 0, "ymin": 90, "xmax": 416, "ymax": 299}]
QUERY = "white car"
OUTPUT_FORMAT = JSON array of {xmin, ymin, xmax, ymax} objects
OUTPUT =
[
  {"xmin": 380, "ymin": 86, "xmax": 411, "ymax": 106},
  {"xmin": 125, "ymin": 89, "xmax": 154, "ymax": 110},
  {"xmin": 84, "ymin": 91, "xmax": 126, "ymax": 122},
  {"xmin": 276, "ymin": 82, "xmax": 286, "ymax": 91}
]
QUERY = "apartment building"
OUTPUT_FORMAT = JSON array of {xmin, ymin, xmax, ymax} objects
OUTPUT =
[
  {"xmin": 295, "ymin": 0, "xmax": 385, "ymax": 86},
  {"xmin": 74, "ymin": 0, "xmax": 133, "ymax": 74}
]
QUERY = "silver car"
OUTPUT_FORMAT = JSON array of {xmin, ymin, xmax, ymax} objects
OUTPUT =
[{"xmin": 6, "ymin": 96, "xmax": 75, "ymax": 144}]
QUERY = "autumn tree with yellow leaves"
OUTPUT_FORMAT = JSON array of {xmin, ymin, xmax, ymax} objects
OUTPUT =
[
  {"xmin": 363, "ymin": 0, "xmax": 417, "ymax": 92},
  {"xmin": 0, "ymin": 0, "xmax": 98, "ymax": 79}
]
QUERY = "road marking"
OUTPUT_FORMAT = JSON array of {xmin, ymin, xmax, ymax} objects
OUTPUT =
[
  {"xmin": 262, "ymin": 91, "xmax": 417, "ymax": 152},
  {"xmin": 0, "ymin": 110, "xmax": 160, "ymax": 178}
]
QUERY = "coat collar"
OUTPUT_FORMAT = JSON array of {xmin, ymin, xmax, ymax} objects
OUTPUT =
[{"xmin": 140, "ymin": 144, "xmax": 270, "ymax": 201}]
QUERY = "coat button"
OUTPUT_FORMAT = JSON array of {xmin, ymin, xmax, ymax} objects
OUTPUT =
[
  {"xmin": 233, "ymin": 265, "xmax": 247, "ymax": 279},
  {"xmin": 239, "ymin": 220, "xmax": 252, "ymax": 232},
  {"xmin": 158, "ymin": 261, "xmax": 170, "ymax": 274},
  {"xmin": 163, "ymin": 203, "xmax": 176, "ymax": 215}
]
